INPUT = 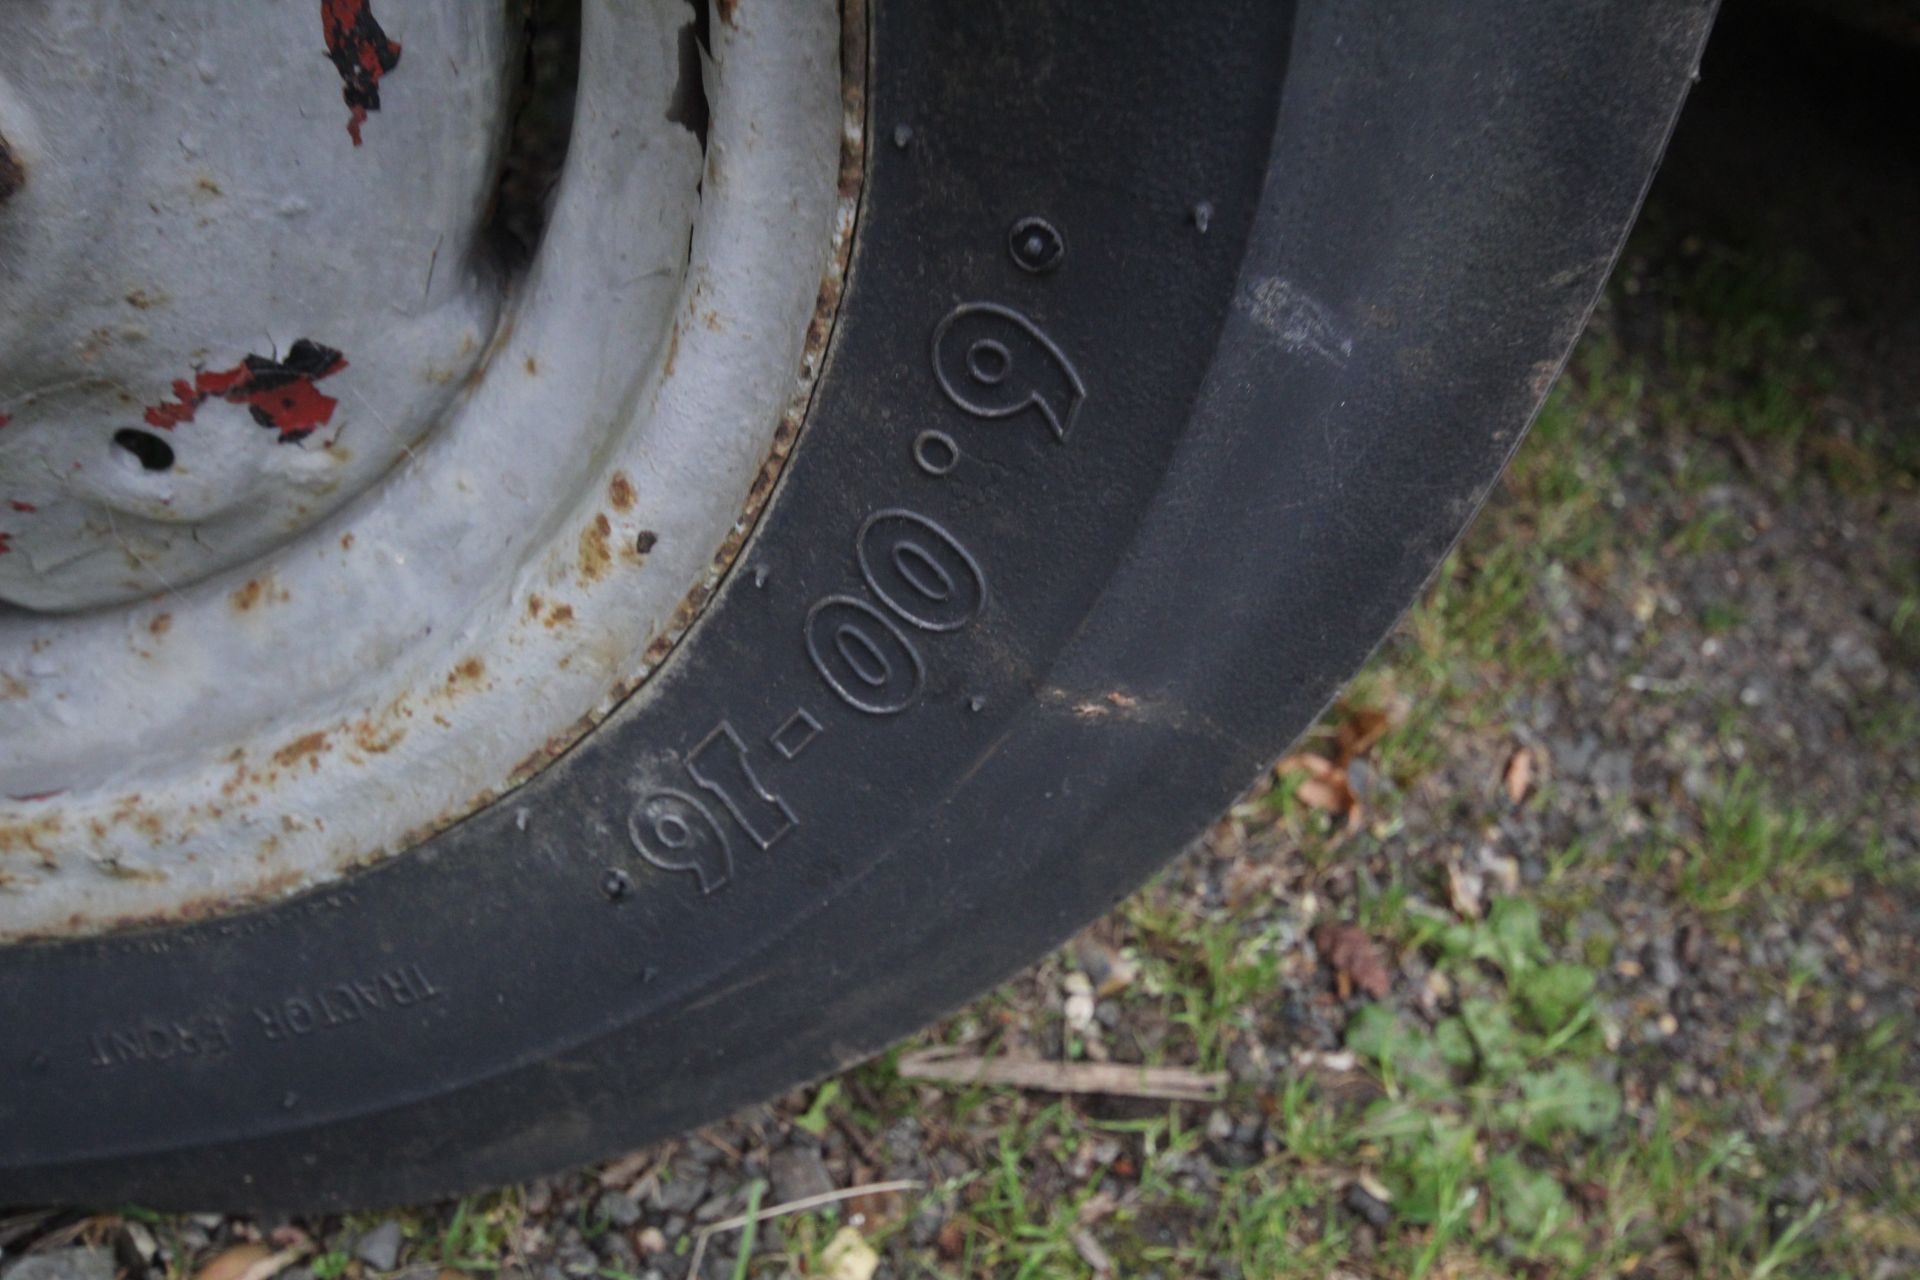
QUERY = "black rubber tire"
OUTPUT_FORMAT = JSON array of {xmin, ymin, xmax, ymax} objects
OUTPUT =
[{"xmin": 0, "ymin": 0, "xmax": 1715, "ymax": 1210}]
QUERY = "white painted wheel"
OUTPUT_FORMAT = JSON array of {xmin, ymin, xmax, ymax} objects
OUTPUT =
[{"xmin": 0, "ymin": 0, "xmax": 858, "ymax": 939}]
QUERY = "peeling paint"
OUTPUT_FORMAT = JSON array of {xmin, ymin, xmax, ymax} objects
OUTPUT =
[
  {"xmin": 321, "ymin": 0, "xmax": 403, "ymax": 147},
  {"xmin": 143, "ymin": 339, "xmax": 348, "ymax": 443}
]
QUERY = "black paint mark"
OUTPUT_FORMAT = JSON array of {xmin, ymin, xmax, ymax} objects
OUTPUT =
[
  {"xmin": 0, "ymin": 135, "xmax": 23, "ymax": 205},
  {"xmin": 665, "ymin": 0, "xmax": 710, "ymax": 151}
]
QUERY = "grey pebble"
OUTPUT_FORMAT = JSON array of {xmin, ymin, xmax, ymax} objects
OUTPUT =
[
  {"xmin": 1, "ymin": 1250, "xmax": 116, "ymax": 1280},
  {"xmin": 355, "ymin": 1222, "xmax": 405, "ymax": 1273},
  {"xmin": 881, "ymin": 1117, "xmax": 924, "ymax": 1164},
  {"xmin": 694, "ymin": 1190, "xmax": 738, "ymax": 1223},
  {"xmin": 650, "ymin": 1167, "xmax": 708, "ymax": 1213},
  {"xmin": 594, "ymin": 1188, "xmax": 642, "ymax": 1229},
  {"xmin": 1342, "ymin": 1183, "xmax": 1392, "ymax": 1231},
  {"xmin": 769, "ymin": 1144, "xmax": 835, "ymax": 1204}
]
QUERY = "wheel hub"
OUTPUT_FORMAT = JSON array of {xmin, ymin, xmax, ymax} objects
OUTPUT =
[{"xmin": 0, "ymin": 0, "xmax": 859, "ymax": 939}]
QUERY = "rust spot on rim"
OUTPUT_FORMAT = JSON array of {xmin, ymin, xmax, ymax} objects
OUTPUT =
[
  {"xmin": 609, "ymin": 471, "xmax": 636, "ymax": 512},
  {"xmin": 0, "ymin": 812, "xmax": 66, "ymax": 867},
  {"xmin": 271, "ymin": 731, "xmax": 331, "ymax": 770},
  {"xmin": 577, "ymin": 514, "xmax": 615, "ymax": 584},
  {"xmin": 429, "ymin": 658, "xmax": 490, "ymax": 704},
  {"xmin": 230, "ymin": 576, "xmax": 289, "ymax": 612}
]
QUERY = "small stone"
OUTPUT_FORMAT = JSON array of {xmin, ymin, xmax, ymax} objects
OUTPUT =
[
  {"xmin": 634, "ymin": 1228, "xmax": 667, "ymax": 1257},
  {"xmin": 1064, "ymin": 985, "xmax": 1096, "ymax": 1035},
  {"xmin": 769, "ymin": 1145, "xmax": 835, "ymax": 1204},
  {"xmin": 354, "ymin": 1222, "xmax": 405, "ymax": 1273},
  {"xmin": 693, "ymin": 1191, "xmax": 736, "ymax": 1224},
  {"xmin": 880, "ymin": 1117, "xmax": 924, "ymax": 1164},
  {"xmin": 1342, "ymin": 1182, "xmax": 1392, "ymax": 1231},
  {"xmin": 650, "ymin": 1167, "xmax": 708, "ymax": 1213},
  {"xmin": 1, "ymin": 1249, "xmax": 116, "ymax": 1280},
  {"xmin": 594, "ymin": 1189, "xmax": 641, "ymax": 1229}
]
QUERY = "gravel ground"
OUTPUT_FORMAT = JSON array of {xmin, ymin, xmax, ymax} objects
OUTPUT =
[{"xmin": 4, "ymin": 5, "xmax": 1916, "ymax": 1278}]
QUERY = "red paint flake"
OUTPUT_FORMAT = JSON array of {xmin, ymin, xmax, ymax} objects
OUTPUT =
[
  {"xmin": 0, "ymin": 412, "xmax": 11, "ymax": 428},
  {"xmin": 322, "ymin": 0, "xmax": 402, "ymax": 147},
  {"xmin": 0, "ymin": 532, "xmax": 11, "ymax": 556},
  {"xmin": 8, "ymin": 501, "xmax": 35, "ymax": 513},
  {"xmin": 8, "ymin": 790, "xmax": 66, "ymax": 803},
  {"xmin": 141, "ymin": 340, "xmax": 348, "ymax": 444}
]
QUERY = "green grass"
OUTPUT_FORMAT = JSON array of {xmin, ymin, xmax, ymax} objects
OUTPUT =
[{"xmin": 1672, "ymin": 765, "xmax": 1843, "ymax": 914}]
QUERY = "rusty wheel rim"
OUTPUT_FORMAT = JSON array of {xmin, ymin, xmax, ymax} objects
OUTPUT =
[{"xmin": 0, "ymin": 0, "xmax": 862, "ymax": 941}]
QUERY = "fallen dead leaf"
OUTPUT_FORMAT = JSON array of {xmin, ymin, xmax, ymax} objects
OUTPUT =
[
  {"xmin": 596, "ymin": 1149, "xmax": 655, "ymax": 1189},
  {"xmin": 1071, "ymin": 1227, "xmax": 1114, "ymax": 1275},
  {"xmin": 1504, "ymin": 746, "xmax": 1535, "ymax": 805},
  {"xmin": 1311, "ymin": 922, "xmax": 1392, "ymax": 999},
  {"xmin": 1356, "ymin": 1171, "xmax": 1395, "ymax": 1203},
  {"xmin": 1076, "ymin": 1190, "xmax": 1120, "ymax": 1226},
  {"xmin": 1446, "ymin": 861, "xmax": 1485, "ymax": 919},
  {"xmin": 1335, "ymin": 707, "xmax": 1391, "ymax": 762},
  {"xmin": 1277, "ymin": 753, "xmax": 1362, "ymax": 832},
  {"xmin": 820, "ymin": 1226, "xmax": 880, "ymax": 1280},
  {"xmin": 194, "ymin": 1244, "xmax": 309, "ymax": 1280}
]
